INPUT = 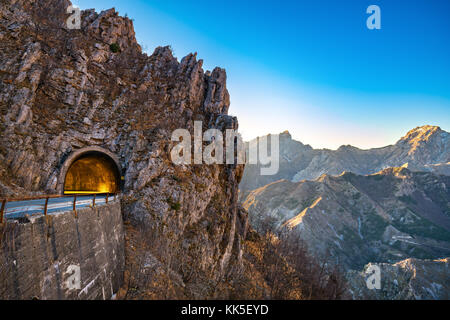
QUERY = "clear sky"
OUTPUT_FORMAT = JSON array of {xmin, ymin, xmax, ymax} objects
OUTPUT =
[{"xmin": 73, "ymin": 0, "xmax": 450, "ymax": 149}]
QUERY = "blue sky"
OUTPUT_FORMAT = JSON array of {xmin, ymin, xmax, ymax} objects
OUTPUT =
[{"xmin": 73, "ymin": 0, "xmax": 450, "ymax": 149}]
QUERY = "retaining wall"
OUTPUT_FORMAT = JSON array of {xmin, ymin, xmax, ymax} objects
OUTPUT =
[{"xmin": 0, "ymin": 201, "xmax": 124, "ymax": 300}]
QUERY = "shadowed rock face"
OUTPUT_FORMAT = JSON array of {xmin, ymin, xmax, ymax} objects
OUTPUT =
[
  {"xmin": 0, "ymin": 0, "xmax": 246, "ymax": 295},
  {"xmin": 240, "ymin": 126, "xmax": 450, "ymax": 197}
]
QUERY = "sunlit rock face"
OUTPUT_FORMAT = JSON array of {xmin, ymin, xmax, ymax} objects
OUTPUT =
[
  {"xmin": 0, "ymin": 0, "xmax": 246, "ymax": 297},
  {"xmin": 64, "ymin": 153, "xmax": 119, "ymax": 194}
]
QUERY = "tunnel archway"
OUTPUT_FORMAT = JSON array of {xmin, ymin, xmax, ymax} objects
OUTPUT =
[{"xmin": 57, "ymin": 147, "xmax": 122, "ymax": 195}]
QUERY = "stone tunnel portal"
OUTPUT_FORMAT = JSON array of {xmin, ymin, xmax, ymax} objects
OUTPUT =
[{"xmin": 63, "ymin": 151, "xmax": 121, "ymax": 194}]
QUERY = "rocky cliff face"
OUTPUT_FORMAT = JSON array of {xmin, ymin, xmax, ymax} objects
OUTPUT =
[
  {"xmin": 0, "ymin": 0, "xmax": 246, "ymax": 298},
  {"xmin": 242, "ymin": 167, "xmax": 450, "ymax": 298},
  {"xmin": 240, "ymin": 126, "xmax": 450, "ymax": 197}
]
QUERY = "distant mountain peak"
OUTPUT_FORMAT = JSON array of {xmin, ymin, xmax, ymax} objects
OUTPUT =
[
  {"xmin": 337, "ymin": 144, "xmax": 360, "ymax": 151},
  {"xmin": 399, "ymin": 125, "xmax": 443, "ymax": 144}
]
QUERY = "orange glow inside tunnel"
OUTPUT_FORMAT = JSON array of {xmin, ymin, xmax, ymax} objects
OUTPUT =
[{"xmin": 63, "ymin": 153, "xmax": 120, "ymax": 194}]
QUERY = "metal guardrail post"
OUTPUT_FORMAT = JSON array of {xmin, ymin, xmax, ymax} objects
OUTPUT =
[
  {"xmin": 73, "ymin": 194, "xmax": 77, "ymax": 211},
  {"xmin": 1, "ymin": 192, "xmax": 117, "ymax": 221},
  {"xmin": 1, "ymin": 200, "xmax": 6, "ymax": 223},
  {"xmin": 43, "ymin": 197, "xmax": 49, "ymax": 216}
]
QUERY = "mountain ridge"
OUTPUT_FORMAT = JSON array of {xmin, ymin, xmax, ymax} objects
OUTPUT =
[
  {"xmin": 242, "ymin": 166, "xmax": 450, "ymax": 298},
  {"xmin": 243, "ymin": 166, "xmax": 450, "ymax": 268},
  {"xmin": 240, "ymin": 125, "xmax": 450, "ymax": 197}
]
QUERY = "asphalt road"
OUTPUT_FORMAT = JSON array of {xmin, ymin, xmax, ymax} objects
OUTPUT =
[{"xmin": 3, "ymin": 195, "xmax": 114, "ymax": 220}]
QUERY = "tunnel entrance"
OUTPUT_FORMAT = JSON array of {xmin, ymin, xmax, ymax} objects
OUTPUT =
[{"xmin": 63, "ymin": 151, "xmax": 120, "ymax": 194}]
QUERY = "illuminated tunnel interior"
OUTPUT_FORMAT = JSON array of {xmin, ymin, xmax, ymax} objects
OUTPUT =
[{"xmin": 64, "ymin": 152, "xmax": 120, "ymax": 194}]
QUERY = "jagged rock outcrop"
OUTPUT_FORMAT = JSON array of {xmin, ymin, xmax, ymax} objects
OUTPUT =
[
  {"xmin": 0, "ymin": 0, "xmax": 246, "ymax": 298},
  {"xmin": 240, "ymin": 126, "xmax": 450, "ymax": 197}
]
